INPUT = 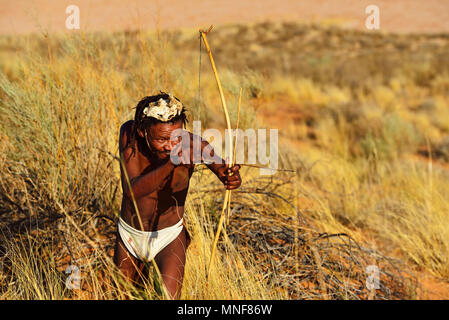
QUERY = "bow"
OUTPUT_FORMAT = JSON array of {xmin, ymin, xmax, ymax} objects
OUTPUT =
[{"xmin": 199, "ymin": 26, "xmax": 237, "ymax": 281}]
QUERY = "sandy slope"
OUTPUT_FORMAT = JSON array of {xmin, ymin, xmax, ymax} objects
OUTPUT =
[{"xmin": 1, "ymin": 0, "xmax": 449, "ymax": 35}]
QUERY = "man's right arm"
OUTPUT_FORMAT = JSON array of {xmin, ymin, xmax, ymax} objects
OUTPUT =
[{"xmin": 119, "ymin": 122, "xmax": 175, "ymax": 200}]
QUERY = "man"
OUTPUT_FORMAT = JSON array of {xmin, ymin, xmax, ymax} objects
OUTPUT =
[{"xmin": 113, "ymin": 92, "xmax": 242, "ymax": 299}]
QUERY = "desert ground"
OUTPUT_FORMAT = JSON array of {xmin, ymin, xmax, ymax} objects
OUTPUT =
[{"xmin": 1, "ymin": 0, "xmax": 449, "ymax": 35}]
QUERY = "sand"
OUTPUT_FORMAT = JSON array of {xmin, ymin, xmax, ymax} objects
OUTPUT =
[{"xmin": 1, "ymin": 0, "xmax": 448, "ymax": 36}]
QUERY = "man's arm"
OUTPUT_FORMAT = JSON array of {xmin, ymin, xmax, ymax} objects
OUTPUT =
[
  {"xmin": 200, "ymin": 138, "xmax": 242, "ymax": 190},
  {"xmin": 119, "ymin": 122, "xmax": 175, "ymax": 200}
]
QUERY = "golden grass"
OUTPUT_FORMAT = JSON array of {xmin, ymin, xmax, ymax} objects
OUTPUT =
[{"xmin": 1, "ymin": 22, "xmax": 449, "ymax": 299}]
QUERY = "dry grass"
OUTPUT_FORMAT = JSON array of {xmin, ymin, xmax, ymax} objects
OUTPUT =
[{"xmin": 1, "ymin": 21, "xmax": 449, "ymax": 299}]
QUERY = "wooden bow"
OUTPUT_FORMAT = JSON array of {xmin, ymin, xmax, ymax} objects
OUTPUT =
[{"xmin": 199, "ymin": 26, "xmax": 237, "ymax": 281}]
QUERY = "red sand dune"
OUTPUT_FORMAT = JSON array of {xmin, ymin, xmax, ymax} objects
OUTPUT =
[{"xmin": 0, "ymin": 0, "xmax": 448, "ymax": 35}]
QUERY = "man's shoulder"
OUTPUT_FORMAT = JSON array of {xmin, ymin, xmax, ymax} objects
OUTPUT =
[
  {"xmin": 120, "ymin": 120, "xmax": 134, "ymax": 133},
  {"xmin": 119, "ymin": 120, "xmax": 135, "ymax": 151},
  {"xmin": 120, "ymin": 120, "xmax": 134, "ymax": 139}
]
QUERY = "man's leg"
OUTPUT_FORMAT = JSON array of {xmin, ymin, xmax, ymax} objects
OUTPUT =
[
  {"xmin": 113, "ymin": 232, "xmax": 143, "ymax": 285},
  {"xmin": 154, "ymin": 227, "xmax": 190, "ymax": 299}
]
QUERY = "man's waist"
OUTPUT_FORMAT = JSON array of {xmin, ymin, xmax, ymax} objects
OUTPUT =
[
  {"xmin": 119, "ymin": 215, "xmax": 183, "ymax": 235},
  {"xmin": 120, "ymin": 207, "xmax": 184, "ymax": 231}
]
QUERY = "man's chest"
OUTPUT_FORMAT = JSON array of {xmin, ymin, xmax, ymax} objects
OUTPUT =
[
  {"xmin": 169, "ymin": 165, "xmax": 193, "ymax": 192},
  {"xmin": 137, "ymin": 154, "xmax": 193, "ymax": 192}
]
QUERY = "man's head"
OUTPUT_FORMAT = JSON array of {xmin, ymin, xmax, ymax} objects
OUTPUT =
[{"xmin": 128, "ymin": 92, "xmax": 188, "ymax": 159}]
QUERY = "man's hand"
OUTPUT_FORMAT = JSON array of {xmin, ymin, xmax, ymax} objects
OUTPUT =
[{"xmin": 217, "ymin": 164, "xmax": 242, "ymax": 190}]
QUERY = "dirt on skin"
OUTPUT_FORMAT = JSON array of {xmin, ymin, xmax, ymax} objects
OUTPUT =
[{"xmin": 1, "ymin": 0, "xmax": 449, "ymax": 36}]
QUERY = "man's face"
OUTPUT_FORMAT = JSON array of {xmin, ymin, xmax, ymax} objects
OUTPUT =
[{"xmin": 144, "ymin": 121, "xmax": 182, "ymax": 160}]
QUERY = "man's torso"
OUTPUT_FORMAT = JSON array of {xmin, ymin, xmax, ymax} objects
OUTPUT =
[{"xmin": 120, "ymin": 122, "xmax": 195, "ymax": 231}]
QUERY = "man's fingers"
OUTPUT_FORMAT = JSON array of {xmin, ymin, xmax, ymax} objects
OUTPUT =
[
  {"xmin": 225, "ymin": 164, "xmax": 240, "ymax": 176},
  {"xmin": 221, "ymin": 163, "xmax": 231, "ymax": 176},
  {"xmin": 225, "ymin": 178, "xmax": 241, "ymax": 187},
  {"xmin": 226, "ymin": 179, "xmax": 240, "ymax": 185},
  {"xmin": 231, "ymin": 164, "xmax": 241, "ymax": 172}
]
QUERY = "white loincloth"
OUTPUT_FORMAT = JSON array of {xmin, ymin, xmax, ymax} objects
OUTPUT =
[{"xmin": 118, "ymin": 216, "xmax": 183, "ymax": 261}]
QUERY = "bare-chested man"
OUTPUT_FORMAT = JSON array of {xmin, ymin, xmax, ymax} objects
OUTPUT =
[{"xmin": 113, "ymin": 92, "xmax": 242, "ymax": 299}]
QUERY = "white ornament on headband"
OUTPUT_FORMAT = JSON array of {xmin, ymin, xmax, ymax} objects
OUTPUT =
[{"xmin": 142, "ymin": 94, "xmax": 184, "ymax": 122}]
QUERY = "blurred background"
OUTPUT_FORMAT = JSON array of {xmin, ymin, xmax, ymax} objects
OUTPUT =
[{"xmin": 1, "ymin": 0, "xmax": 449, "ymax": 35}]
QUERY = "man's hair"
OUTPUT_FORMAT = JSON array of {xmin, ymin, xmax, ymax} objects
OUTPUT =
[{"xmin": 127, "ymin": 92, "xmax": 188, "ymax": 155}]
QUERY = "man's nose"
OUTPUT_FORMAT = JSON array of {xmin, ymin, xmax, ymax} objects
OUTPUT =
[{"xmin": 164, "ymin": 140, "xmax": 177, "ymax": 151}]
